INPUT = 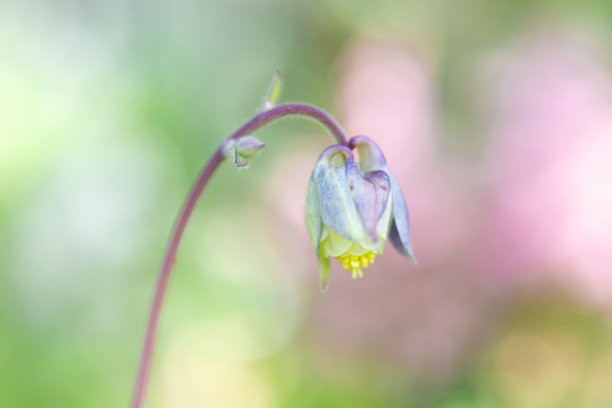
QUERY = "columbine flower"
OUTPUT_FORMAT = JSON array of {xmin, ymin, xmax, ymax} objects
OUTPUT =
[{"xmin": 305, "ymin": 135, "xmax": 416, "ymax": 291}]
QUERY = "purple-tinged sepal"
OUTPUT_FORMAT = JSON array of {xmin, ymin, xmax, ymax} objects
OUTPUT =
[
  {"xmin": 388, "ymin": 173, "xmax": 417, "ymax": 264},
  {"xmin": 345, "ymin": 161, "xmax": 391, "ymax": 242},
  {"xmin": 350, "ymin": 135, "xmax": 388, "ymax": 172},
  {"xmin": 349, "ymin": 135, "xmax": 416, "ymax": 264}
]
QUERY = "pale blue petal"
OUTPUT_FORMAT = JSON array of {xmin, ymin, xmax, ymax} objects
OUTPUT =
[
  {"xmin": 315, "ymin": 163, "xmax": 365, "ymax": 242},
  {"xmin": 345, "ymin": 161, "xmax": 390, "ymax": 242},
  {"xmin": 388, "ymin": 172, "xmax": 417, "ymax": 263}
]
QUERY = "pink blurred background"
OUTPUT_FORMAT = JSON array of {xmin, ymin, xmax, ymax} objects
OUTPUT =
[{"xmin": 3, "ymin": 1, "xmax": 612, "ymax": 406}]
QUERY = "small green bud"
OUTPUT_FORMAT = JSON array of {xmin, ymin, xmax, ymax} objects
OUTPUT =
[
  {"xmin": 261, "ymin": 70, "xmax": 283, "ymax": 111},
  {"xmin": 223, "ymin": 135, "xmax": 266, "ymax": 168}
]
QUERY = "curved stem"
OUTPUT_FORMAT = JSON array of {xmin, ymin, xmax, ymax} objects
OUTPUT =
[
  {"xmin": 231, "ymin": 102, "xmax": 347, "ymax": 146},
  {"xmin": 132, "ymin": 103, "xmax": 346, "ymax": 408}
]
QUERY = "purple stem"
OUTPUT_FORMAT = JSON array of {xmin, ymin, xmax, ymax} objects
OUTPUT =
[{"xmin": 132, "ymin": 103, "xmax": 347, "ymax": 408}]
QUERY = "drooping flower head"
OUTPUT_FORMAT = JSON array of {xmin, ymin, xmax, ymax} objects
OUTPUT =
[{"xmin": 305, "ymin": 135, "xmax": 416, "ymax": 291}]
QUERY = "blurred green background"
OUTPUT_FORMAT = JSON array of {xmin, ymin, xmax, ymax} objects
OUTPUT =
[{"xmin": 2, "ymin": 0, "xmax": 612, "ymax": 407}]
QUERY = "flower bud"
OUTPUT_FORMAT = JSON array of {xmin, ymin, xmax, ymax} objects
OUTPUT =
[{"xmin": 223, "ymin": 135, "xmax": 266, "ymax": 168}]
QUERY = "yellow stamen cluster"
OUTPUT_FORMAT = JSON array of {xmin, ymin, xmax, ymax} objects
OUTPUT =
[{"xmin": 337, "ymin": 252, "xmax": 377, "ymax": 279}]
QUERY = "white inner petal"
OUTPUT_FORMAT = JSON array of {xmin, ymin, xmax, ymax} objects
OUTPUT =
[
  {"xmin": 320, "ymin": 227, "xmax": 352, "ymax": 258},
  {"xmin": 319, "ymin": 193, "xmax": 393, "ymax": 259},
  {"xmin": 348, "ymin": 243, "xmax": 371, "ymax": 256}
]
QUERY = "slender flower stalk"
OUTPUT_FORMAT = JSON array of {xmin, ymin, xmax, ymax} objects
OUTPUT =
[{"xmin": 131, "ymin": 102, "xmax": 347, "ymax": 408}]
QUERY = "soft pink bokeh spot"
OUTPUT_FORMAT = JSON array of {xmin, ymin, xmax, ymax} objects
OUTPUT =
[
  {"xmin": 337, "ymin": 40, "xmax": 434, "ymax": 176},
  {"xmin": 484, "ymin": 32, "xmax": 612, "ymax": 304}
]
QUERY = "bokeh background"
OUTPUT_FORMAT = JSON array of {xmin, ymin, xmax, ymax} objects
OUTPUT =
[{"xmin": 2, "ymin": 0, "xmax": 612, "ymax": 407}]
